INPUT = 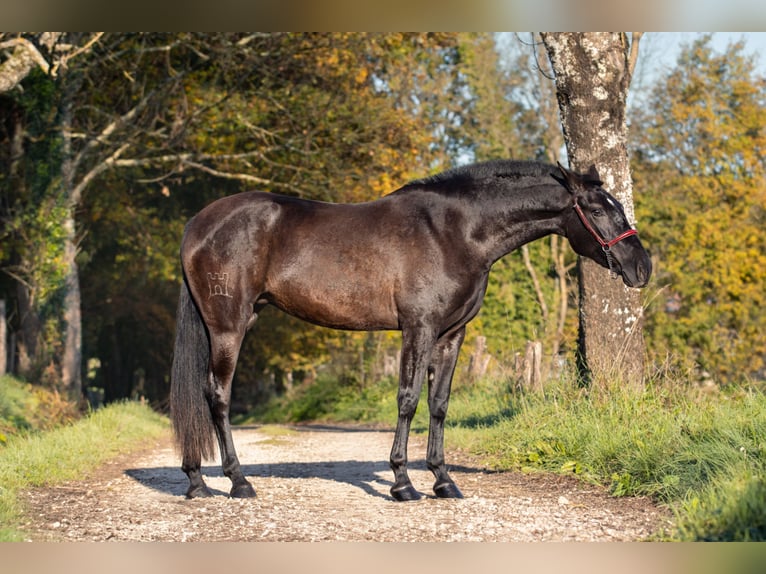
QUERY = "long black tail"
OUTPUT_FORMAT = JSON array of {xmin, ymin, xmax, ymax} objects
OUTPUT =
[{"xmin": 170, "ymin": 277, "xmax": 216, "ymax": 464}]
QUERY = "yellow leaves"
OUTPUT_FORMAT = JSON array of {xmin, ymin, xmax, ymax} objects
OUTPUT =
[
  {"xmin": 634, "ymin": 36, "xmax": 766, "ymax": 382},
  {"xmin": 355, "ymin": 67, "xmax": 368, "ymax": 85}
]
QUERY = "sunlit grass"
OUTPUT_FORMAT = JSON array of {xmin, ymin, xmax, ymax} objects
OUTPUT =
[{"xmin": 0, "ymin": 397, "xmax": 168, "ymax": 541}]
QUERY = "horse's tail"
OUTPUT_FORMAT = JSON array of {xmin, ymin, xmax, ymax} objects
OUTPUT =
[{"xmin": 170, "ymin": 275, "xmax": 216, "ymax": 464}]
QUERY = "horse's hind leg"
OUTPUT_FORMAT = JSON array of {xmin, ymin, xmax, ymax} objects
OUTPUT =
[
  {"xmin": 207, "ymin": 327, "xmax": 257, "ymax": 498},
  {"xmin": 426, "ymin": 327, "xmax": 465, "ymax": 499},
  {"xmin": 182, "ymin": 460, "xmax": 213, "ymax": 498}
]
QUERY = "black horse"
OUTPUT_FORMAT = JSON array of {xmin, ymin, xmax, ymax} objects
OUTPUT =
[{"xmin": 170, "ymin": 160, "xmax": 651, "ymax": 501}]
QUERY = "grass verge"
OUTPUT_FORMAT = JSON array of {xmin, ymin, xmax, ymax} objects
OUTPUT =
[
  {"xmin": 0, "ymin": 391, "xmax": 168, "ymax": 541},
  {"xmin": 241, "ymin": 371, "xmax": 766, "ymax": 541}
]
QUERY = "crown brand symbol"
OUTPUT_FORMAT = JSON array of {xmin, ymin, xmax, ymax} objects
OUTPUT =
[{"xmin": 207, "ymin": 272, "xmax": 233, "ymax": 298}]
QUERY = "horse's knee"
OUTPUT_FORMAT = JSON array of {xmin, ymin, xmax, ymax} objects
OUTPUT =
[
  {"xmin": 397, "ymin": 389, "xmax": 420, "ymax": 418},
  {"xmin": 428, "ymin": 397, "xmax": 449, "ymax": 420}
]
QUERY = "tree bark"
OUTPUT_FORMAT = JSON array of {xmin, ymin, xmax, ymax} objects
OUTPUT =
[
  {"xmin": 0, "ymin": 300, "xmax": 6, "ymax": 375},
  {"xmin": 59, "ymin": 72, "xmax": 83, "ymax": 400},
  {"xmin": 60, "ymin": 222, "xmax": 82, "ymax": 399},
  {"xmin": 540, "ymin": 32, "xmax": 646, "ymax": 388}
]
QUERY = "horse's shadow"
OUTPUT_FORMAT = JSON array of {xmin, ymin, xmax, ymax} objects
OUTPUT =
[{"xmin": 125, "ymin": 425, "xmax": 485, "ymax": 501}]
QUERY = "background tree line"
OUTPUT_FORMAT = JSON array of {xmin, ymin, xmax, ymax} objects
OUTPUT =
[{"xmin": 1, "ymin": 32, "xmax": 764, "ymax": 411}]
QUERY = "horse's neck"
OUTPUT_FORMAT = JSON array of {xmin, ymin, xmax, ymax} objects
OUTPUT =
[{"xmin": 473, "ymin": 182, "xmax": 570, "ymax": 264}]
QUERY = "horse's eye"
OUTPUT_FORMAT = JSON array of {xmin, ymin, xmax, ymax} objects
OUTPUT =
[{"xmin": 592, "ymin": 209, "xmax": 604, "ymax": 217}]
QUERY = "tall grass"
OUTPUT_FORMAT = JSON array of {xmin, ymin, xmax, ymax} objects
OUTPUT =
[
  {"xmin": 242, "ymin": 370, "xmax": 766, "ymax": 541},
  {"xmin": 0, "ymin": 375, "xmax": 79, "ymax": 442},
  {"xmin": 0, "ymin": 387, "xmax": 168, "ymax": 541}
]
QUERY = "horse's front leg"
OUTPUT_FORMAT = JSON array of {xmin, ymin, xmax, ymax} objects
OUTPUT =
[
  {"xmin": 390, "ymin": 326, "xmax": 436, "ymax": 501},
  {"xmin": 427, "ymin": 327, "xmax": 465, "ymax": 499}
]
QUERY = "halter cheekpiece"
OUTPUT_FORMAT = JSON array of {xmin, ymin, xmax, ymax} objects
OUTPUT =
[{"xmin": 573, "ymin": 199, "xmax": 638, "ymax": 278}]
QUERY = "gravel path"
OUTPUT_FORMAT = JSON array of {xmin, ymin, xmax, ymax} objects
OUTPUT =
[{"xmin": 21, "ymin": 424, "xmax": 671, "ymax": 541}]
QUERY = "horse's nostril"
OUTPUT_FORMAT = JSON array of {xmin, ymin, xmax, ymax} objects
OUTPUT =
[{"xmin": 637, "ymin": 259, "xmax": 652, "ymax": 285}]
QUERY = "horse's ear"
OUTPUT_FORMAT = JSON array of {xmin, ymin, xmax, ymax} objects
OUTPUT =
[
  {"xmin": 554, "ymin": 161, "xmax": 578, "ymax": 194},
  {"xmin": 585, "ymin": 164, "xmax": 603, "ymax": 186},
  {"xmin": 554, "ymin": 162, "xmax": 604, "ymax": 192}
]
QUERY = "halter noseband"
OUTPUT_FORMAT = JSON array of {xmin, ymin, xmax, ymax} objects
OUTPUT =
[{"xmin": 573, "ymin": 199, "xmax": 638, "ymax": 277}]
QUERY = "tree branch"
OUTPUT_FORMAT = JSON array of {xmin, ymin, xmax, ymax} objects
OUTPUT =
[
  {"xmin": 70, "ymin": 142, "xmax": 132, "ymax": 204},
  {"xmin": 626, "ymin": 32, "xmax": 643, "ymax": 83},
  {"xmin": 69, "ymin": 73, "xmax": 184, "ymax": 177},
  {"xmin": 0, "ymin": 33, "xmax": 104, "ymax": 93},
  {"xmin": 50, "ymin": 32, "xmax": 104, "ymax": 76},
  {"xmin": 0, "ymin": 37, "xmax": 51, "ymax": 92},
  {"xmin": 521, "ymin": 244, "xmax": 549, "ymax": 322},
  {"xmin": 83, "ymin": 149, "xmax": 309, "ymax": 195}
]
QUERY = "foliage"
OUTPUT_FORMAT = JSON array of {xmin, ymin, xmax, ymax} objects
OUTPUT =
[
  {"xmin": 632, "ymin": 35, "xmax": 766, "ymax": 383},
  {"xmin": 0, "ymin": 397, "xmax": 168, "ymax": 541},
  {"xmin": 0, "ymin": 375, "xmax": 79, "ymax": 443}
]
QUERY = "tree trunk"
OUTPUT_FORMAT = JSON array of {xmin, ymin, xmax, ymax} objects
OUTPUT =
[
  {"xmin": 60, "ymin": 222, "xmax": 82, "ymax": 399},
  {"xmin": 541, "ymin": 32, "xmax": 646, "ymax": 388},
  {"xmin": 7, "ymin": 106, "xmax": 43, "ymax": 379},
  {"xmin": 59, "ymin": 76, "xmax": 83, "ymax": 401},
  {"xmin": 0, "ymin": 300, "xmax": 6, "ymax": 375}
]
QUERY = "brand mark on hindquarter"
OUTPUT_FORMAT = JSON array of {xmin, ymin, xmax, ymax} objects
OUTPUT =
[{"xmin": 207, "ymin": 272, "xmax": 233, "ymax": 298}]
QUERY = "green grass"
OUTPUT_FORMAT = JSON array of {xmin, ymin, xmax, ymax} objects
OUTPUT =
[
  {"xmin": 0, "ymin": 387, "xmax": 168, "ymax": 541},
  {"xmin": 235, "ymin": 374, "xmax": 411, "ymax": 427},
  {"xmin": 0, "ymin": 375, "xmax": 79, "ymax": 442},
  {"xmin": 242, "ymin": 371, "xmax": 766, "ymax": 541},
  {"xmin": 0, "ymin": 376, "xmax": 34, "ymax": 441}
]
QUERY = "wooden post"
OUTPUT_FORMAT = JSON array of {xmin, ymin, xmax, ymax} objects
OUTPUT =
[
  {"xmin": 525, "ymin": 340, "xmax": 543, "ymax": 392},
  {"xmin": 469, "ymin": 335, "xmax": 491, "ymax": 379},
  {"xmin": 516, "ymin": 340, "xmax": 543, "ymax": 392}
]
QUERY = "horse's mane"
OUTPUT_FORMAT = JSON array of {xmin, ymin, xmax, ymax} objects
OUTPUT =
[{"xmin": 398, "ymin": 160, "xmax": 555, "ymax": 194}]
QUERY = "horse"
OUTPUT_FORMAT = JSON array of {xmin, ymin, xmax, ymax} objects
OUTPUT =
[{"xmin": 169, "ymin": 159, "xmax": 652, "ymax": 501}]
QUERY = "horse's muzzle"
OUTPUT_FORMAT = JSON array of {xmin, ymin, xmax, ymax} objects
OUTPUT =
[{"xmin": 622, "ymin": 257, "xmax": 652, "ymax": 288}]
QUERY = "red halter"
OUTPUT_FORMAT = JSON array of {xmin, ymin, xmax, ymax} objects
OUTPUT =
[
  {"xmin": 573, "ymin": 200, "xmax": 638, "ymax": 250},
  {"xmin": 573, "ymin": 199, "xmax": 638, "ymax": 279}
]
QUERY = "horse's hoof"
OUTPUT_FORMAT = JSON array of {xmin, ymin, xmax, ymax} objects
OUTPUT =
[
  {"xmin": 186, "ymin": 484, "xmax": 214, "ymax": 499},
  {"xmin": 230, "ymin": 481, "xmax": 257, "ymax": 499},
  {"xmin": 433, "ymin": 481, "xmax": 464, "ymax": 499},
  {"xmin": 390, "ymin": 483, "xmax": 423, "ymax": 502}
]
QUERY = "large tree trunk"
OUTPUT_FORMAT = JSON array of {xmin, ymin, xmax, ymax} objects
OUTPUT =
[
  {"xmin": 59, "ymin": 75, "xmax": 83, "ymax": 401},
  {"xmin": 541, "ymin": 32, "xmax": 646, "ymax": 388}
]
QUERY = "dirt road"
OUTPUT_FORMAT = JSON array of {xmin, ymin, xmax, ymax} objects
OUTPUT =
[{"xmin": 21, "ymin": 424, "xmax": 670, "ymax": 541}]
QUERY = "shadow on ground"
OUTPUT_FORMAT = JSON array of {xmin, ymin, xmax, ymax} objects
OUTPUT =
[{"xmin": 125, "ymin": 424, "xmax": 485, "ymax": 501}]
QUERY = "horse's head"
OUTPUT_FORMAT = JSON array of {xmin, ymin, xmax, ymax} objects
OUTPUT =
[{"xmin": 555, "ymin": 162, "xmax": 652, "ymax": 288}]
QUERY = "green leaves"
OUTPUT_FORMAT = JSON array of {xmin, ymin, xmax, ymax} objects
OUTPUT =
[
  {"xmin": 5, "ymin": 193, "xmax": 71, "ymax": 309},
  {"xmin": 633, "ymin": 36, "xmax": 766, "ymax": 383}
]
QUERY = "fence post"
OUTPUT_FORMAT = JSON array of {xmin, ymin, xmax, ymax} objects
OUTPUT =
[
  {"xmin": 469, "ymin": 335, "xmax": 491, "ymax": 379},
  {"xmin": 515, "ymin": 340, "xmax": 543, "ymax": 392}
]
